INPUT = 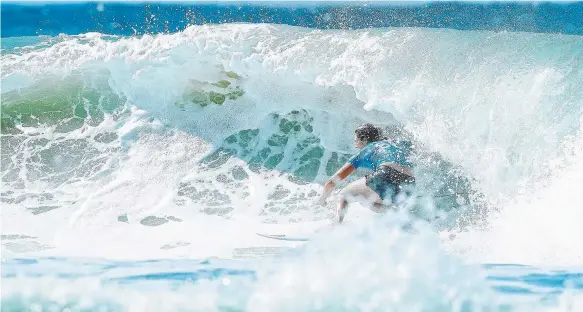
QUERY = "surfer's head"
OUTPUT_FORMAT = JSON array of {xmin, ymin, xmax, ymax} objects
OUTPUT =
[{"xmin": 354, "ymin": 123, "xmax": 383, "ymax": 148}]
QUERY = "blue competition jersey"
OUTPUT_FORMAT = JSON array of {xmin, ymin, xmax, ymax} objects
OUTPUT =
[{"xmin": 348, "ymin": 140, "xmax": 413, "ymax": 171}]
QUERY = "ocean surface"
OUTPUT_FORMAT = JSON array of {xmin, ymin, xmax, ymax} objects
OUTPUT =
[{"xmin": 2, "ymin": 1, "xmax": 583, "ymax": 311}]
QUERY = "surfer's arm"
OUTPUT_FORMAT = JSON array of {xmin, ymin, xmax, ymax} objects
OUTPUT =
[{"xmin": 318, "ymin": 163, "xmax": 355, "ymax": 205}]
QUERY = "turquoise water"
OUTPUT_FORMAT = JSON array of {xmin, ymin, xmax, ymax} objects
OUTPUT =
[{"xmin": 2, "ymin": 256, "xmax": 582, "ymax": 311}]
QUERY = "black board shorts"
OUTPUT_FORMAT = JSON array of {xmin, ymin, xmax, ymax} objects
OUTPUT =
[{"xmin": 365, "ymin": 164, "xmax": 415, "ymax": 203}]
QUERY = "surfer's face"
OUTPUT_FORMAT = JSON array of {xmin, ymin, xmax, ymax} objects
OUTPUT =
[{"xmin": 354, "ymin": 134, "xmax": 366, "ymax": 149}]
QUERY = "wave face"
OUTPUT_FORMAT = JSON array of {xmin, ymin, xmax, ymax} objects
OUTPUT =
[{"xmin": 2, "ymin": 23, "xmax": 582, "ymax": 265}]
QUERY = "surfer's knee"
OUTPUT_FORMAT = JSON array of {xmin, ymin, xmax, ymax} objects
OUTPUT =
[{"xmin": 339, "ymin": 179, "xmax": 366, "ymax": 201}]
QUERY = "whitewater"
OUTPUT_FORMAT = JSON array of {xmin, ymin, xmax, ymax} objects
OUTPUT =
[{"xmin": 2, "ymin": 22, "xmax": 583, "ymax": 311}]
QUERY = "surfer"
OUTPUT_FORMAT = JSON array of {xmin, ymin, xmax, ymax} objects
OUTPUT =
[{"xmin": 317, "ymin": 123, "xmax": 416, "ymax": 223}]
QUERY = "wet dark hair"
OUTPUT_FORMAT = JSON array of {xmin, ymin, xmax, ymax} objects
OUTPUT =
[{"xmin": 354, "ymin": 123, "xmax": 384, "ymax": 144}]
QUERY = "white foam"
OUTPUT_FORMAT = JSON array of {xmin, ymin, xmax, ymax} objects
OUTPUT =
[
  {"xmin": 2, "ymin": 24, "xmax": 583, "ymax": 266},
  {"xmin": 443, "ymin": 118, "xmax": 583, "ymax": 266}
]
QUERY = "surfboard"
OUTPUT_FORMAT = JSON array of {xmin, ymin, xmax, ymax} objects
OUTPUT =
[
  {"xmin": 255, "ymin": 232, "xmax": 311, "ymax": 242},
  {"xmin": 254, "ymin": 214, "xmax": 367, "ymax": 242},
  {"xmin": 255, "ymin": 219, "xmax": 345, "ymax": 242}
]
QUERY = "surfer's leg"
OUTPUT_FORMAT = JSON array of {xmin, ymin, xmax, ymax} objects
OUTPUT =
[
  {"xmin": 336, "ymin": 198, "xmax": 348, "ymax": 223},
  {"xmin": 366, "ymin": 165, "xmax": 416, "ymax": 210},
  {"xmin": 337, "ymin": 178, "xmax": 383, "ymax": 222}
]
